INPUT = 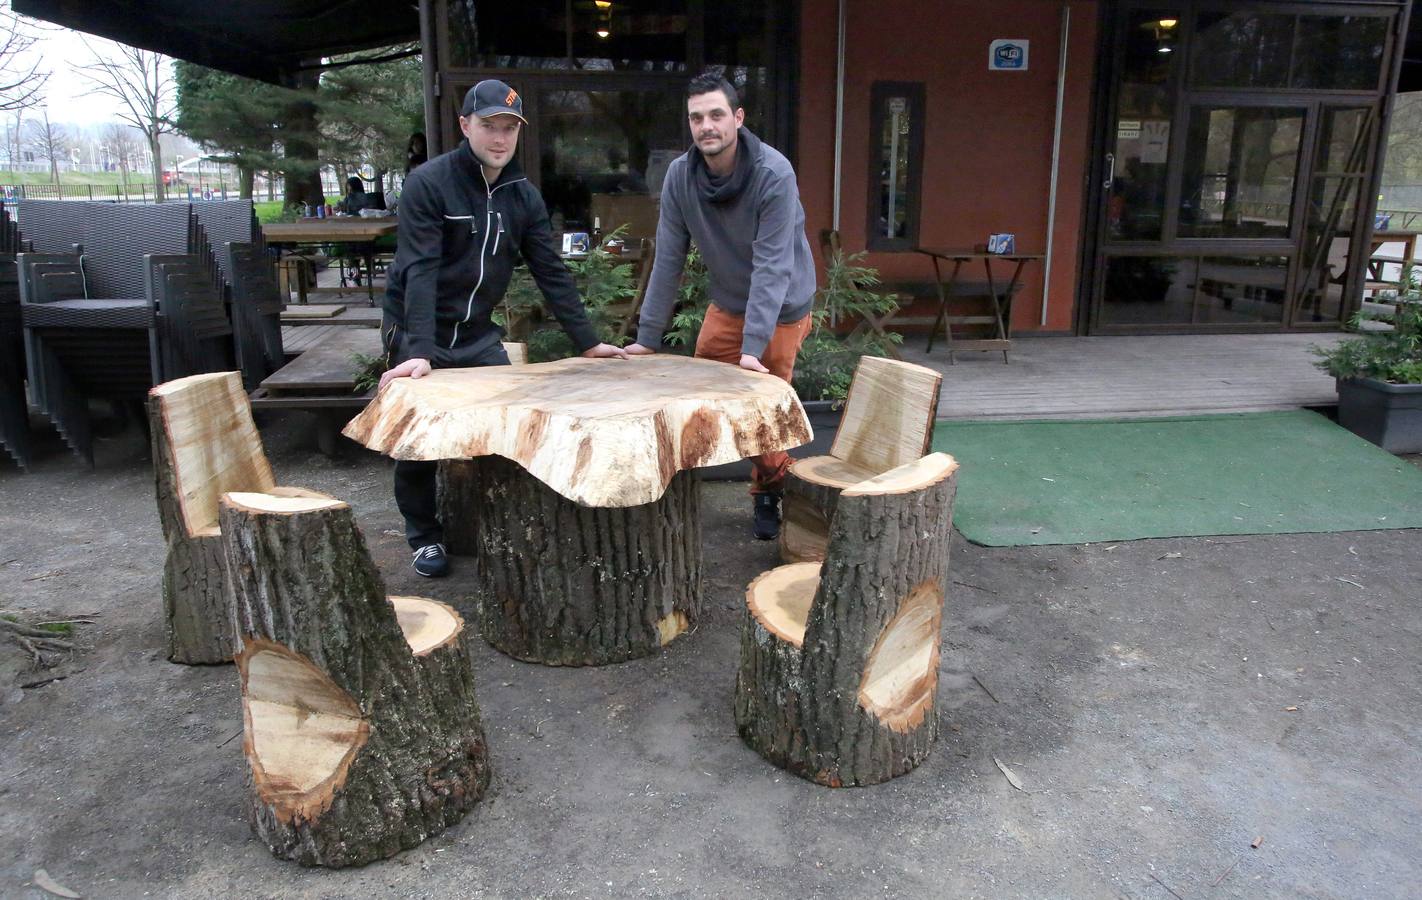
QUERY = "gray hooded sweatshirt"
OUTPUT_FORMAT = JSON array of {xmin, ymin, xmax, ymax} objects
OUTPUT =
[{"xmin": 636, "ymin": 128, "xmax": 816, "ymax": 358}]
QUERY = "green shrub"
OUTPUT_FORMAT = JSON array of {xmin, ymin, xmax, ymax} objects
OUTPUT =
[
  {"xmin": 792, "ymin": 247, "xmax": 901, "ymax": 404},
  {"xmin": 1313, "ymin": 284, "xmax": 1422, "ymax": 384},
  {"xmin": 496, "ymin": 225, "xmax": 638, "ymax": 361}
]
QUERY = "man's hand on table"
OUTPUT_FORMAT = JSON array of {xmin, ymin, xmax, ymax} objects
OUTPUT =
[
  {"xmin": 581, "ymin": 342, "xmax": 631, "ymax": 360},
  {"xmin": 380, "ymin": 357, "xmax": 431, "ymax": 389},
  {"xmin": 739, "ymin": 354, "xmax": 770, "ymax": 374},
  {"xmin": 623, "ymin": 342, "xmax": 656, "ymax": 356}
]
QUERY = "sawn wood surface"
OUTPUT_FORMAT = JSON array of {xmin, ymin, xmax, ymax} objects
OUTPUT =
[{"xmin": 342, "ymin": 354, "xmax": 813, "ymax": 507}]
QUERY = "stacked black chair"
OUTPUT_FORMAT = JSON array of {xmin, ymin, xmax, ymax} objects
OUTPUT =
[
  {"xmin": 17, "ymin": 201, "xmax": 203, "ymax": 465},
  {"xmin": 192, "ymin": 201, "xmax": 287, "ymax": 388},
  {"xmin": 0, "ymin": 201, "xmax": 31, "ymax": 469},
  {"xmin": 224, "ymin": 241, "xmax": 286, "ymax": 387},
  {"xmin": 144, "ymin": 254, "xmax": 235, "ymax": 381}
]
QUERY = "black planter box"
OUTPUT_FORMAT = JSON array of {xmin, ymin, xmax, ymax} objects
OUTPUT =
[
  {"xmin": 697, "ymin": 399, "xmax": 843, "ymax": 481},
  {"xmin": 1336, "ymin": 377, "xmax": 1422, "ymax": 453}
]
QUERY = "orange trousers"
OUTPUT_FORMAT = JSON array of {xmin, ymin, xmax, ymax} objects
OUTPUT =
[{"xmin": 694, "ymin": 303, "xmax": 812, "ymax": 494}]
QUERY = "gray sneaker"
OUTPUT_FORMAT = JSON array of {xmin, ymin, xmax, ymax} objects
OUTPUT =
[{"xmin": 412, "ymin": 543, "xmax": 450, "ymax": 578}]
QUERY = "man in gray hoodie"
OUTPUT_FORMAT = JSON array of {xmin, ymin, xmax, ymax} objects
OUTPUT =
[{"xmin": 626, "ymin": 72, "xmax": 817, "ymax": 540}]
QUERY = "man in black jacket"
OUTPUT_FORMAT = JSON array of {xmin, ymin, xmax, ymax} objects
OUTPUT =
[{"xmin": 382, "ymin": 79, "xmax": 627, "ymax": 577}]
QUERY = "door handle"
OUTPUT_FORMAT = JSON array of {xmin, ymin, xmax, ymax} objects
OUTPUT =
[{"xmin": 1103, "ymin": 152, "xmax": 1116, "ymax": 190}]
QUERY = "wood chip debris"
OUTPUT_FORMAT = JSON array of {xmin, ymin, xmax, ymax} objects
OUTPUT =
[
  {"xmin": 1158, "ymin": 551, "xmax": 1184, "ymax": 560},
  {"xmin": 992, "ymin": 756, "xmax": 1027, "ymax": 792},
  {"xmin": 1284, "ymin": 706, "xmax": 1299, "ymax": 712},
  {"xmin": 32, "ymin": 869, "xmax": 81, "ymax": 899},
  {"xmin": 1335, "ymin": 577, "xmax": 1364, "ymax": 589},
  {"xmin": 1251, "ymin": 835, "xmax": 1264, "ymax": 849}
]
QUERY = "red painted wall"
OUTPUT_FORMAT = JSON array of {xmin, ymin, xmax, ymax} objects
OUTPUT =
[{"xmin": 796, "ymin": 0, "xmax": 1099, "ymax": 333}]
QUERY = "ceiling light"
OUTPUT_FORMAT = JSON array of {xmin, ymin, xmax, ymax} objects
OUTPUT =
[
  {"xmin": 1158, "ymin": 45, "xmax": 1173, "ymax": 53},
  {"xmin": 1158, "ymin": 18, "xmax": 1178, "ymax": 28},
  {"xmin": 596, "ymin": 27, "xmax": 610, "ymax": 38},
  {"xmin": 594, "ymin": 0, "xmax": 612, "ymax": 7}
]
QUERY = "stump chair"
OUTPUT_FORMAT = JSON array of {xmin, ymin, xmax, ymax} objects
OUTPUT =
[
  {"xmin": 148, "ymin": 370, "xmax": 300, "ymax": 664},
  {"xmin": 219, "ymin": 489, "xmax": 490, "ymax": 868},
  {"xmin": 780, "ymin": 356, "xmax": 942, "ymax": 563},
  {"xmin": 737, "ymin": 452, "xmax": 958, "ymax": 787}
]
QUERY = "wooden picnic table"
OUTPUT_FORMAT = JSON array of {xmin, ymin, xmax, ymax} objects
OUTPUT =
[
  {"xmin": 1367, "ymin": 229, "xmax": 1420, "ymax": 286},
  {"xmin": 261, "ymin": 217, "xmax": 397, "ymax": 305},
  {"xmin": 915, "ymin": 247, "xmax": 1044, "ymax": 364},
  {"xmin": 342, "ymin": 354, "xmax": 811, "ymax": 666}
]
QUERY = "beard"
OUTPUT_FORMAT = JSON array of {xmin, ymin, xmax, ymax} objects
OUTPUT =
[{"xmin": 469, "ymin": 144, "xmax": 511, "ymax": 171}]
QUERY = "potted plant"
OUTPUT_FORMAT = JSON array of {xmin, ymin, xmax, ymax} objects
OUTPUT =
[{"xmin": 1313, "ymin": 264, "xmax": 1422, "ymax": 452}]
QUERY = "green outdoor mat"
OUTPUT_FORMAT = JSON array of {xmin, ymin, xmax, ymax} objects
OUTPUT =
[{"xmin": 930, "ymin": 410, "xmax": 1422, "ymax": 546}]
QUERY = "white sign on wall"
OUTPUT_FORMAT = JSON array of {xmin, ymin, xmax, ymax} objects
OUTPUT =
[{"xmin": 989, "ymin": 39, "xmax": 1030, "ymax": 71}]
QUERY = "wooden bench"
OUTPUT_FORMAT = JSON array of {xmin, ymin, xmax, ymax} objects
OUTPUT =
[{"xmin": 251, "ymin": 328, "xmax": 381, "ymax": 454}]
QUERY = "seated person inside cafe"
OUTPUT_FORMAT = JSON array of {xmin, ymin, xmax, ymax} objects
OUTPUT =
[
  {"xmin": 340, "ymin": 176, "xmax": 370, "ymax": 215},
  {"xmin": 380, "ymin": 78, "xmax": 628, "ymax": 578},
  {"xmin": 627, "ymin": 72, "xmax": 817, "ymax": 541}
]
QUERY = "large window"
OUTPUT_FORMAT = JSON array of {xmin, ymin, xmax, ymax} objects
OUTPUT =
[
  {"xmin": 866, "ymin": 82, "xmax": 925, "ymax": 252},
  {"xmin": 439, "ymin": 0, "xmax": 797, "ymax": 231},
  {"xmin": 1190, "ymin": 10, "xmax": 1389, "ymax": 91}
]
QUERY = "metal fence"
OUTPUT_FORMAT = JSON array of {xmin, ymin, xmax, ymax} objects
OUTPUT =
[{"xmin": 0, "ymin": 182, "xmax": 253, "ymax": 204}]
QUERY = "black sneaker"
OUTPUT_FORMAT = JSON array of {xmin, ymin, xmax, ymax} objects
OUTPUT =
[
  {"xmin": 752, "ymin": 493, "xmax": 782, "ymax": 541},
  {"xmin": 412, "ymin": 543, "xmax": 450, "ymax": 578}
]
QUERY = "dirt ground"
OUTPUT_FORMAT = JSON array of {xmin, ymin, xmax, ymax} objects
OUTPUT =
[{"xmin": 2, "ymin": 411, "xmax": 1420, "ymax": 900}]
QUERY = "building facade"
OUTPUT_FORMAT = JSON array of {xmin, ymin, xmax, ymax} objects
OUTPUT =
[{"xmin": 421, "ymin": 0, "xmax": 1413, "ymax": 336}]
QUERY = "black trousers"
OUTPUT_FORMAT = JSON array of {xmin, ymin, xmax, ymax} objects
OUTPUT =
[{"xmin": 392, "ymin": 339, "xmax": 511, "ymax": 550}]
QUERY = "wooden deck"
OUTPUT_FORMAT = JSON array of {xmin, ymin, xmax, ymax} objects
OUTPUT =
[{"xmin": 897, "ymin": 333, "xmax": 1347, "ymax": 421}]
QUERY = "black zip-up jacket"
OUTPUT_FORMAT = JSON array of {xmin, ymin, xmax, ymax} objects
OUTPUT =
[{"xmin": 383, "ymin": 142, "xmax": 599, "ymax": 366}]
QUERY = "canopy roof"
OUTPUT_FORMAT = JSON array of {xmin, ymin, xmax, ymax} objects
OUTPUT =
[{"xmin": 14, "ymin": 0, "xmax": 420, "ymax": 83}]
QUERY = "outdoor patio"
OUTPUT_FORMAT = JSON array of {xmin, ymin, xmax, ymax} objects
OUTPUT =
[
  {"xmin": 902, "ymin": 332, "xmax": 1345, "ymax": 421},
  {"xmin": 1, "ymin": 413, "xmax": 1419, "ymax": 898}
]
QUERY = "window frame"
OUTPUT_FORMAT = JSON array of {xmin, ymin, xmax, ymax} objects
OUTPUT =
[{"xmin": 865, "ymin": 81, "xmax": 926, "ymax": 252}]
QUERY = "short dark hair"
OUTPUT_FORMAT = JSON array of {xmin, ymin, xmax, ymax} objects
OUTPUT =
[{"xmin": 687, "ymin": 72, "xmax": 739, "ymax": 110}]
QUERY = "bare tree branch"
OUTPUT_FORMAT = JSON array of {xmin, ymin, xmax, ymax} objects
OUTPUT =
[
  {"xmin": 0, "ymin": 2, "xmax": 51, "ymax": 111},
  {"xmin": 26, "ymin": 108, "xmax": 67, "ymax": 182},
  {"xmin": 76, "ymin": 40, "xmax": 175, "ymax": 199}
]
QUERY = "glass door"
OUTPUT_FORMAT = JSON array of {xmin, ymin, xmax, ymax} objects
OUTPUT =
[{"xmin": 1086, "ymin": 3, "xmax": 1398, "ymax": 333}]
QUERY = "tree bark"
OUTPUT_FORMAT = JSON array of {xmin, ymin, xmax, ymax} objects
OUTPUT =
[
  {"xmin": 454, "ymin": 455, "xmax": 702, "ymax": 666},
  {"xmin": 220, "ymin": 491, "xmax": 490, "ymax": 867},
  {"xmin": 736, "ymin": 456, "xmax": 958, "ymax": 787},
  {"xmin": 148, "ymin": 133, "xmax": 164, "ymax": 203},
  {"xmin": 239, "ymin": 165, "xmax": 255, "ymax": 199},
  {"xmin": 147, "ymin": 397, "xmax": 238, "ymax": 665}
]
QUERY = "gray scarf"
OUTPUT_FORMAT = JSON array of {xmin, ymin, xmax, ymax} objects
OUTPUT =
[{"xmin": 690, "ymin": 126, "xmax": 760, "ymax": 205}]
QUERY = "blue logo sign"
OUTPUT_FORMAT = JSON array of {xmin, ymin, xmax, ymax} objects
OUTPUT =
[{"xmin": 989, "ymin": 39, "xmax": 1030, "ymax": 71}]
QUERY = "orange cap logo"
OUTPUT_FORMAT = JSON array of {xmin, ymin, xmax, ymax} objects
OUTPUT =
[{"xmin": 505, "ymin": 89, "xmax": 518, "ymax": 106}]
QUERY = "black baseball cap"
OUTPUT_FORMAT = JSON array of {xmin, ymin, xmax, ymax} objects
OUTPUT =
[{"xmin": 461, "ymin": 79, "xmax": 527, "ymax": 123}]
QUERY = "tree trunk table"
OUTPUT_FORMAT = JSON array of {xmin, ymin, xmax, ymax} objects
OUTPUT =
[{"xmin": 342, "ymin": 355, "xmax": 812, "ymax": 666}]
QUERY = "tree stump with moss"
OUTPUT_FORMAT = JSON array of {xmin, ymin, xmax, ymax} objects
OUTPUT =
[
  {"xmin": 220, "ymin": 489, "xmax": 490, "ymax": 867},
  {"xmin": 736, "ymin": 453, "xmax": 958, "ymax": 787}
]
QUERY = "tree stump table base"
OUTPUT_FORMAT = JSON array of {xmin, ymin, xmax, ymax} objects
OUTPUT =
[{"xmin": 444, "ymin": 456, "xmax": 702, "ymax": 666}]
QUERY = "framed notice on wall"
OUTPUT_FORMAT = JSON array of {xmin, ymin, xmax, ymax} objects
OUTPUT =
[{"xmin": 989, "ymin": 39, "xmax": 1029, "ymax": 71}]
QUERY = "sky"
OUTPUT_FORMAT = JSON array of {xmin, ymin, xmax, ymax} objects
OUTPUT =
[{"xmin": 16, "ymin": 16, "xmax": 176, "ymax": 128}]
